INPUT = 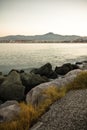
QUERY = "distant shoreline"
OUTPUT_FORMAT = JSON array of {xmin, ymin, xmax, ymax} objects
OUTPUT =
[
  {"xmin": 0, "ymin": 42, "xmax": 87, "ymax": 44},
  {"xmin": 0, "ymin": 33, "xmax": 87, "ymax": 43}
]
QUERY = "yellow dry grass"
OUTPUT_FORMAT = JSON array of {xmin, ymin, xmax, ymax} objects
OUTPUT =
[
  {"xmin": 66, "ymin": 71, "xmax": 87, "ymax": 91},
  {"xmin": 0, "ymin": 103, "xmax": 37, "ymax": 130},
  {"xmin": 0, "ymin": 87, "xmax": 66, "ymax": 130},
  {"xmin": 0, "ymin": 71, "xmax": 87, "ymax": 130}
]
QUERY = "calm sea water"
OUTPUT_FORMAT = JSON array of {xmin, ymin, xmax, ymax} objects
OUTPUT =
[{"xmin": 0, "ymin": 43, "xmax": 87, "ymax": 73}]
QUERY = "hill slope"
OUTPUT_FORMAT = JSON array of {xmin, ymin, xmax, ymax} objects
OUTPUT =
[
  {"xmin": 0, "ymin": 32, "xmax": 87, "ymax": 43},
  {"xmin": 0, "ymin": 32, "xmax": 81, "ymax": 42}
]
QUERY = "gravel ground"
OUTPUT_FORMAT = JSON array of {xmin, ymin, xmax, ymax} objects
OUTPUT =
[{"xmin": 30, "ymin": 89, "xmax": 87, "ymax": 130}]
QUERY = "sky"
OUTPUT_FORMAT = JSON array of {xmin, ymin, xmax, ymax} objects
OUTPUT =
[{"xmin": 0, "ymin": 0, "xmax": 87, "ymax": 36}]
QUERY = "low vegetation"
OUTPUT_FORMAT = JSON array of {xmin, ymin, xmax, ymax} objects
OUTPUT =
[
  {"xmin": 0, "ymin": 71, "xmax": 87, "ymax": 130},
  {"xmin": 66, "ymin": 71, "xmax": 87, "ymax": 91},
  {"xmin": 0, "ymin": 103, "xmax": 36, "ymax": 130}
]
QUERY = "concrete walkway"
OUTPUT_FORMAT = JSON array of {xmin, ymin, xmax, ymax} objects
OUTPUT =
[{"xmin": 30, "ymin": 89, "xmax": 87, "ymax": 130}]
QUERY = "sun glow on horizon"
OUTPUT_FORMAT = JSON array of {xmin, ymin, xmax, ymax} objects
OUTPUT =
[{"xmin": 0, "ymin": 0, "xmax": 87, "ymax": 36}]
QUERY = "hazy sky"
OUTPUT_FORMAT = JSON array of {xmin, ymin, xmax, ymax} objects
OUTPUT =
[{"xmin": 0, "ymin": 0, "xmax": 87, "ymax": 36}]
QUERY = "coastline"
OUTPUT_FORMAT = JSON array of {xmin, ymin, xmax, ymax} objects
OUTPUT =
[{"xmin": 0, "ymin": 61, "xmax": 87, "ymax": 130}]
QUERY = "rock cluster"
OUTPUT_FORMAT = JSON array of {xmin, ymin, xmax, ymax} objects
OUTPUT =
[
  {"xmin": 31, "ymin": 63, "xmax": 57, "ymax": 79},
  {"xmin": 0, "ymin": 61, "xmax": 87, "ymax": 123},
  {"xmin": 26, "ymin": 69, "xmax": 82, "ymax": 106},
  {"xmin": 20, "ymin": 72, "xmax": 48, "ymax": 94},
  {"xmin": 55, "ymin": 63, "xmax": 78, "ymax": 75}
]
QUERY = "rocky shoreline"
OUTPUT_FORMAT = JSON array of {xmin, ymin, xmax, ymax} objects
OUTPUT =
[{"xmin": 0, "ymin": 61, "xmax": 87, "ymax": 125}]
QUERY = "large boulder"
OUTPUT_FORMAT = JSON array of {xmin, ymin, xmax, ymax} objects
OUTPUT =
[
  {"xmin": 0, "ymin": 72, "xmax": 2, "ymax": 75},
  {"xmin": 55, "ymin": 63, "xmax": 79, "ymax": 75},
  {"xmin": 0, "ymin": 100, "xmax": 20, "ymax": 122},
  {"xmin": 82, "ymin": 63, "xmax": 87, "ymax": 70},
  {"xmin": 76, "ymin": 61, "xmax": 83, "ymax": 65},
  {"xmin": 8, "ymin": 69, "xmax": 24, "ymax": 74},
  {"xmin": 20, "ymin": 72, "xmax": 48, "ymax": 94},
  {"xmin": 0, "ymin": 71, "xmax": 25, "ymax": 101},
  {"xmin": 26, "ymin": 69, "xmax": 83, "ymax": 106},
  {"xmin": 0, "ymin": 100, "xmax": 3, "ymax": 105},
  {"xmin": 31, "ymin": 63, "xmax": 57, "ymax": 79},
  {"xmin": 0, "ymin": 75, "xmax": 6, "ymax": 85},
  {"xmin": 75, "ymin": 61, "xmax": 87, "ymax": 70}
]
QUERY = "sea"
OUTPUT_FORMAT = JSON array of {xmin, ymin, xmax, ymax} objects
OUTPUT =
[{"xmin": 0, "ymin": 43, "xmax": 87, "ymax": 74}]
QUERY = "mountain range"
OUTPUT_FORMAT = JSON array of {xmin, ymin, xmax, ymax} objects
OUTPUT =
[{"xmin": 0, "ymin": 32, "xmax": 87, "ymax": 43}]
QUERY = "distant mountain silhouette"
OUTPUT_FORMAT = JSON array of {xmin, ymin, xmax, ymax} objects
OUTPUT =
[{"xmin": 0, "ymin": 32, "xmax": 87, "ymax": 43}]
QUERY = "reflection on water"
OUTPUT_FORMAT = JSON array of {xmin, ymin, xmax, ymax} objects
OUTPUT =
[{"xmin": 0, "ymin": 43, "xmax": 87, "ymax": 73}]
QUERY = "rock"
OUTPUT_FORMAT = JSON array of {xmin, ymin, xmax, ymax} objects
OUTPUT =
[
  {"xmin": 55, "ymin": 63, "xmax": 79, "ymax": 75},
  {"xmin": 8, "ymin": 69, "xmax": 20, "ymax": 74},
  {"xmin": 76, "ymin": 61, "xmax": 87, "ymax": 70},
  {"xmin": 0, "ymin": 100, "xmax": 20, "ymax": 122},
  {"xmin": 0, "ymin": 71, "xmax": 25, "ymax": 101},
  {"xmin": 20, "ymin": 72, "xmax": 48, "ymax": 94},
  {"xmin": 26, "ymin": 69, "xmax": 82, "ymax": 106},
  {"xmin": 0, "ymin": 75, "xmax": 6, "ymax": 85},
  {"xmin": 20, "ymin": 70, "xmax": 24, "ymax": 73},
  {"xmin": 0, "ymin": 72, "xmax": 2, "ymax": 75},
  {"xmin": 9, "ymin": 69, "xmax": 25, "ymax": 74},
  {"xmin": 83, "ymin": 61, "xmax": 87, "ymax": 63},
  {"xmin": 72, "ymin": 64, "xmax": 79, "ymax": 69},
  {"xmin": 31, "ymin": 63, "xmax": 52, "ymax": 75},
  {"xmin": 76, "ymin": 62, "xmax": 83, "ymax": 65},
  {"xmin": 81, "ymin": 62, "xmax": 87, "ymax": 70},
  {"xmin": 0, "ymin": 100, "xmax": 3, "ymax": 105},
  {"xmin": 31, "ymin": 63, "xmax": 57, "ymax": 79},
  {"xmin": 49, "ymin": 71, "xmax": 58, "ymax": 79}
]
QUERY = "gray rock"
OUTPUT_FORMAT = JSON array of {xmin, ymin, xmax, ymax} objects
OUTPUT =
[
  {"xmin": 26, "ymin": 69, "xmax": 83, "ymax": 106},
  {"xmin": 82, "ymin": 63, "xmax": 87, "ymax": 70},
  {"xmin": 76, "ymin": 62, "xmax": 83, "ymax": 65},
  {"xmin": 0, "ymin": 75, "xmax": 6, "ymax": 85},
  {"xmin": 9, "ymin": 69, "xmax": 24, "ymax": 74},
  {"xmin": 0, "ymin": 72, "xmax": 2, "ymax": 75},
  {"xmin": 0, "ymin": 100, "xmax": 3, "ymax": 105},
  {"xmin": 31, "ymin": 63, "xmax": 57, "ymax": 79},
  {"xmin": 0, "ymin": 100, "xmax": 20, "ymax": 122},
  {"xmin": 55, "ymin": 63, "xmax": 79, "ymax": 75},
  {"xmin": 21, "ymin": 72, "xmax": 48, "ymax": 94},
  {"xmin": 76, "ymin": 61, "xmax": 87, "ymax": 70},
  {"xmin": 0, "ymin": 71, "xmax": 25, "ymax": 101}
]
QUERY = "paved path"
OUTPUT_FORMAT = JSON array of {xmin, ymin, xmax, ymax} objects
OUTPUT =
[{"xmin": 30, "ymin": 89, "xmax": 87, "ymax": 130}]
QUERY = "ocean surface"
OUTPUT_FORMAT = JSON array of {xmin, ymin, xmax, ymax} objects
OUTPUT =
[{"xmin": 0, "ymin": 43, "xmax": 87, "ymax": 74}]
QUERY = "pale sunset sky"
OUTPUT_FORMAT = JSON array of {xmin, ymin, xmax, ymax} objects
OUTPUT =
[{"xmin": 0, "ymin": 0, "xmax": 87, "ymax": 36}]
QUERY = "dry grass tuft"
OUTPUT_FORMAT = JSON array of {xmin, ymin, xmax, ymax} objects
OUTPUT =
[
  {"xmin": 37, "ymin": 86, "xmax": 66, "ymax": 116},
  {"xmin": 0, "ymin": 71, "xmax": 87, "ymax": 130},
  {"xmin": 0, "ymin": 103, "xmax": 37, "ymax": 130},
  {"xmin": 66, "ymin": 71, "xmax": 87, "ymax": 91},
  {"xmin": 0, "ymin": 87, "xmax": 66, "ymax": 130}
]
